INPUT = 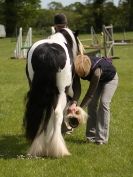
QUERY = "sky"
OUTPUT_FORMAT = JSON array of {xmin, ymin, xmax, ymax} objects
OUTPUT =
[{"xmin": 41, "ymin": 0, "xmax": 119, "ymax": 8}]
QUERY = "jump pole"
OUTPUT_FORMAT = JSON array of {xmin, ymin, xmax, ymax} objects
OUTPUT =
[
  {"xmin": 14, "ymin": 27, "xmax": 32, "ymax": 59},
  {"xmin": 14, "ymin": 27, "xmax": 23, "ymax": 59}
]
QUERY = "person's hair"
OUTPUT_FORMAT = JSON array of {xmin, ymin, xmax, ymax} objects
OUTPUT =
[
  {"xmin": 54, "ymin": 13, "xmax": 67, "ymax": 25},
  {"xmin": 74, "ymin": 55, "xmax": 91, "ymax": 77}
]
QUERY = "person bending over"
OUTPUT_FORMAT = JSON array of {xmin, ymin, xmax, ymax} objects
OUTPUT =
[{"xmin": 69, "ymin": 55, "xmax": 119, "ymax": 145}]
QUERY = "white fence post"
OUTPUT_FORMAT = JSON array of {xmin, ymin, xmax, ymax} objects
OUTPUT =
[
  {"xmin": 103, "ymin": 25, "xmax": 114, "ymax": 57},
  {"xmin": 14, "ymin": 27, "xmax": 23, "ymax": 59},
  {"xmin": 23, "ymin": 27, "xmax": 32, "ymax": 58},
  {"xmin": 14, "ymin": 27, "xmax": 32, "ymax": 59}
]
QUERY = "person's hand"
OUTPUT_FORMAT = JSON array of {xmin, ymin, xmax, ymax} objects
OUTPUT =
[{"xmin": 67, "ymin": 103, "xmax": 78, "ymax": 114}]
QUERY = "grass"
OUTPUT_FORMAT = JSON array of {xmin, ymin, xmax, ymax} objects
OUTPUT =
[{"xmin": 0, "ymin": 33, "xmax": 133, "ymax": 177}]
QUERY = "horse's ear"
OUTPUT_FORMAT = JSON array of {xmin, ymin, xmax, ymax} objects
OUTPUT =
[{"xmin": 74, "ymin": 30, "xmax": 79, "ymax": 37}]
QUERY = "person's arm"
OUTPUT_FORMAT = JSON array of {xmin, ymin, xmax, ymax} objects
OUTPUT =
[
  {"xmin": 80, "ymin": 68, "xmax": 102, "ymax": 108},
  {"xmin": 67, "ymin": 74, "xmax": 81, "ymax": 113}
]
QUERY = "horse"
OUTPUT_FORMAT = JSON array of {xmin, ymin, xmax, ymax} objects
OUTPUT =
[{"xmin": 23, "ymin": 28, "xmax": 83, "ymax": 158}]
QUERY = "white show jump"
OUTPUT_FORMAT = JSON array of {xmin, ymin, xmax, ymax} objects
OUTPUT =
[{"xmin": 14, "ymin": 27, "xmax": 32, "ymax": 59}]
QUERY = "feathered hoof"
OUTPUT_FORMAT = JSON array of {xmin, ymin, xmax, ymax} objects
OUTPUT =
[
  {"xmin": 27, "ymin": 145, "xmax": 45, "ymax": 157},
  {"xmin": 27, "ymin": 145, "xmax": 71, "ymax": 158},
  {"xmin": 48, "ymin": 145, "xmax": 71, "ymax": 158},
  {"xmin": 26, "ymin": 135, "xmax": 48, "ymax": 157},
  {"xmin": 47, "ymin": 135, "xmax": 71, "ymax": 158},
  {"xmin": 26, "ymin": 130, "xmax": 71, "ymax": 158}
]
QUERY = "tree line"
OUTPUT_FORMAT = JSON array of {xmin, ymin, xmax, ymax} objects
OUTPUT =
[{"xmin": 0, "ymin": 0, "xmax": 133, "ymax": 36}]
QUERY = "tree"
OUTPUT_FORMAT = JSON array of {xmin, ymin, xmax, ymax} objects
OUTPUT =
[
  {"xmin": 65, "ymin": 2, "xmax": 85, "ymax": 12},
  {"xmin": 0, "ymin": 0, "xmax": 5, "ymax": 24},
  {"xmin": 48, "ymin": 1, "xmax": 63, "ymax": 10},
  {"xmin": 1, "ymin": 0, "xmax": 41, "ymax": 36},
  {"xmin": 92, "ymin": 0, "xmax": 106, "ymax": 31},
  {"xmin": 33, "ymin": 9, "xmax": 55, "ymax": 35},
  {"xmin": 119, "ymin": 0, "xmax": 133, "ymax": 30},
  {"xmin": 127, "ymin": 0, "xmax": 133, "ymax": 30},
  {"xmin": 102, "ymin": 2, "xmax": 118, "ymax": 26}
]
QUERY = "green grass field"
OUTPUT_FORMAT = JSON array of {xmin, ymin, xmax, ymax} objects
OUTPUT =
[{"xmin": 0, "ymin": 34, "xmax": 133, "ymax": 177}]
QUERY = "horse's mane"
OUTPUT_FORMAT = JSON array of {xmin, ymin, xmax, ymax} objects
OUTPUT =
[{"xmin": 59, "ymin": 28, "xmax": 74, "ymax": 50}]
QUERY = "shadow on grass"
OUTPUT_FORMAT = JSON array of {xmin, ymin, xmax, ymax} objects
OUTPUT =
[
  {"xmin": 65, "ymin": 136, "xmax": 87, "ymax": 144},
  {"xmin": 0, "ymin": 134, "xmax": 28, "ymax": 159}
]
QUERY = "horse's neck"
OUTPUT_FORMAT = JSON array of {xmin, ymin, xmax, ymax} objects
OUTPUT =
[
  {"xmin": 49, "ymin": 28, "xmax": 78, "ymax": 59},
  {"xmin": 49, "ymin": 33, "xmax": 66, "ymax": 44},
  {"xmin": 62, "ymin": 28, "xmax": 78, "ymax": 59}
]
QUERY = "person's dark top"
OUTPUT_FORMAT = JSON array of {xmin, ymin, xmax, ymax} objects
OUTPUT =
[{"xmin": 82, "ymin": 56, "xmax": 116, "ymax": 83}]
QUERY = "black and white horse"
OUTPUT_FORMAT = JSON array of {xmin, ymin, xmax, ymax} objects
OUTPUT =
[{"xmin": 24, "ymin": 28, "xmax": 82, "ymax": 158}]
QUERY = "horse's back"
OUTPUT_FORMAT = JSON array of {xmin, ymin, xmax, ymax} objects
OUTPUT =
[{"xmin": 27, "ymin": 39, "xmax": 68, "ymax": 81}]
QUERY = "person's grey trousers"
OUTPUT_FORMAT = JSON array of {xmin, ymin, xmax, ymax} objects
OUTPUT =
[{"xmin": 86, "ymin": 73, "xmax": 119, "ymax": 143}]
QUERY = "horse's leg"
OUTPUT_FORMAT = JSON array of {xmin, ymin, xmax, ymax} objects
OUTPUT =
[
  {"xmin": 29, "ymin": 92, "xmax": 69, "ymax": 157},
  {"xmin": 67, "ymin": 84, "xmax": 74, "ymax": 98},
  {"xmin": 48, "ymin": 91, "xmax": 70, "ymax": 157},
  {"xmin": 27, "ymin": 129, "xmax": 45, "ymax": 157},
  {"xmin": 27, "ymin": 111, "xmax": 55, "ymax": 157}
]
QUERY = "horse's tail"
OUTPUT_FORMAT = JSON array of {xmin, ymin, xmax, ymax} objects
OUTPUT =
[{"xmin": 24, "ymin": 43, "xmax": 66, "ymax": 141}]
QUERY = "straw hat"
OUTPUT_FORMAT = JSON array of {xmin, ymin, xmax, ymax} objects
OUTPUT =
[{"xmin": 74, "ymin": 55, "xmax": 91, "ymax": 77}]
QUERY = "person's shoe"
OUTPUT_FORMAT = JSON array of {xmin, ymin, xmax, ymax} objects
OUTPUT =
[{"xmin": 86, "ymin": 137, "xmax": 96, "ymax": 143}]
